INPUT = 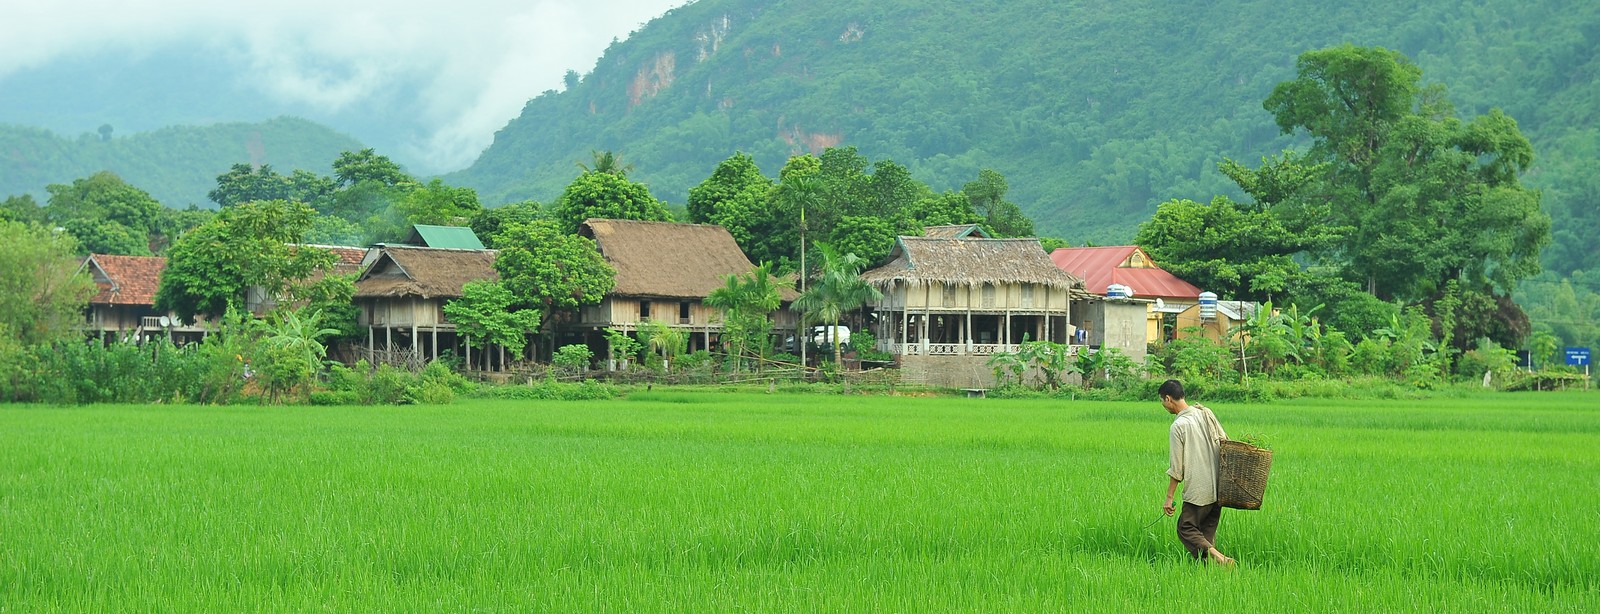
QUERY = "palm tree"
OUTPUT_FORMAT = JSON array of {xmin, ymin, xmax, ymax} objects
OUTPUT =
[
  {"xmin": 577, "ymin": 150, "xmax": 634, "ymax": 177},
  {"xmin": 792, "ymin": 243, "xmax": 883, "ymax": 367},
  {"xmin": 706, "ymin": 262, "xmax": 789, "ymax": 371}
]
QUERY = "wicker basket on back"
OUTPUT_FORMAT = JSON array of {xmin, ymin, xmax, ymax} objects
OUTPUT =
[{"xmin": 1217, "ymin": 440, "xmax": 1273, "ymax": 510}]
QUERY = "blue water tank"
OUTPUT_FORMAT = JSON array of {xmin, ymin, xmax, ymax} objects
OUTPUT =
[{"xmin": 1199, "ymin": 291, "xmax": 1218, "ymax": 321}]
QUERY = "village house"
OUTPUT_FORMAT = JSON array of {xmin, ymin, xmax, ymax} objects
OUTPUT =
[
  {"xmin": 1050, "ymin": 245, "xmax": 1199, "ymax": 343},
  {"xmin": 1050, "ymin": 245, "xmax": 1257, "ymax": 344},
  {"xmin": 352, "ymin": 244, "xmax": 502, "ymax": 369},
  {"xmin": 858, "ymin": 229, "xmax": 1098, "ymax": 388},
  {"xmin": 79, "ymin": 254, "xmax": 208, "ymax": 343},
  {"xmin": 574, "ymin": 219, "xmax": 799, "ymax": 366}
]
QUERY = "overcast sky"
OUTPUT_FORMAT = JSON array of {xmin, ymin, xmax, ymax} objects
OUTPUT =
[{"xmin": 0, "ymin": 0, "xmax": 688, "ymax": 171}]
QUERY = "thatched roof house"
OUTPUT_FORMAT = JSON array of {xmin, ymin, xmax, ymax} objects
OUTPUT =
[
  {"xmin": 861, "ymin": 236, "xmax": 1108, "ymax": 388},
  {"xmin": 861, "ymin": 237, "xmax": 1087, "ymax": 293},
  {"xmin": 352, "ymin": 245, "xmax": 502, "ymax": 368},
  {"xmin": 579, "ymin": 219, "xmax": 788, "ymax": 299},
  {"xmin": 574, "ymin": 219, "xmax": 797, "ymax": 353},
  {"xmin": 353, "ymin": 246, "xmax": 498, "ymax": 299}
]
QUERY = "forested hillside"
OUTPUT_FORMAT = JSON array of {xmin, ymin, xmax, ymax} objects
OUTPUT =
[
  {"xmin": 0, "ymin": 117, "xmax": 366, "ymax": 208},
  {"xmin": 451, "ymin": 0, "xmax": 1598, "ymax": 277}
]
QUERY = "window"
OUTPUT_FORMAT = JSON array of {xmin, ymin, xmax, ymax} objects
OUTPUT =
[
  {"xmin": 982, "ymin": 283, "xmax": 996, "ymax": 308},
  {"xmin": 1021, "ymin": 285, "xmax": 1034, "ymax": 308},
  {"xmin": 679, "ymin": 301, "xmax": 691, "ymax": 324},
  {"xmin": 640, "ymin": 300, "xmax": 652, "ymax": 320},
  {"xmin": 942, "ymin": 284, "xmax": 957, "ymax": 307}
]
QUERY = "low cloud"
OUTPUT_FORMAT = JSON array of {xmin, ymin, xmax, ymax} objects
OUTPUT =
[{"xmin": 0, "ymin": 0, "xmax": 685, "ymax": 172}]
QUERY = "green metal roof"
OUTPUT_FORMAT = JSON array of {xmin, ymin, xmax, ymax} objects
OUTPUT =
[{"xmin": 405, "ymin": 225, "xmax": 485, "ymax": 250}]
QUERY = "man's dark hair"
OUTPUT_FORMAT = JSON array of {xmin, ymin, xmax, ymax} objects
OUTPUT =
[{"xmin": 1158, "ymin": 379, "xmax": 1185, "ymax": 400}]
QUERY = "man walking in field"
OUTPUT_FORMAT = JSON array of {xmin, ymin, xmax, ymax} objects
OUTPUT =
[{"xmin": 1159, "ymin": 379, "xmax": 1236, "ymax": 566}]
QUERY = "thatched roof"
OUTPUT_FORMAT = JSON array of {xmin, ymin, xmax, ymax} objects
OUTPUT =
[
  {"xmin": 860, "ymin": 236, "xmax": 1088, "ymax": 292},
  {"xmin": 82, "ymin": 254, "xmax": 165, "ymax": 306},
  {"xmin": 922, "ymin": 224, "xmax": 991, "ymax": 239},
  {"xmin": 353, "ymin": 246, "xmax": 498, "ymax": 299},
  {"xmin": 580, "ymin": 219, "xmax": 794, "ymax": 300}
]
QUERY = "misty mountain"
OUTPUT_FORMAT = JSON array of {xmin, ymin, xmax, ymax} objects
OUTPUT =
[
  {"xmin": 0, "ymin": 117, "xmax": 365, "ymax": 208},
  {"xmin": 449, "ymin": 0, "xmax": 1599, "ymax": 258}
]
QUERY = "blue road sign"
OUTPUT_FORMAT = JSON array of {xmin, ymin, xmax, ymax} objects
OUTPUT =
[{"xmin": 1566, "ymin": 347, "xmax": 1591, "ymax": 367}]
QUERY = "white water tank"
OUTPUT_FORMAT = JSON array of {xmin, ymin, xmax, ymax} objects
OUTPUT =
[
  {"xmin": 1106, "ymin": 284, "xmax": 1133, "ymax": 299},
  {"xmin": 1199, "ymin": 291, "xmax": 1218, "ymax": 321}
]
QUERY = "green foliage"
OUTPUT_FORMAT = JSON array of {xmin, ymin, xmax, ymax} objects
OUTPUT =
[
  {"xmin": 1155, "ymin": 331, "xmax": 1236, "ymax": 383},
  {"xmin": 251, "ymin": 307, "xmax": 340, "ymax": 404},
  {"xmin": 469, "ymin": 200, "xmax": 542, "ymax": 249},
  {"xmin": 792, "ymin": 242, "xmax": 883, "ymax": 366},
  {"xmin": 319, "ymin": 359, "xmax": 473, "ymax": 405},
  {"xmin": 553, "ymin": 170, "xmax": 671, "ymax": 234},
  {"xmin": 831, "ymin": 216, "xmax": 897, "ymax": 267},
  {"xmin": 367, "ymin": 178, "xmax": 482, "ymax": 244},
  {"xmin": 636, "ymin": 318, "xmax": 687, "ymax": 371},
  {"xmin": 1266, "ymin": 44, "xmax": 1549, "ymax": 305},
  {"xmin": 553, "ymin": 344, "xmax": 595, "ymax": 373},
  {"xmin": 988, "ymin": 338, "xmax": 1075, "ymax": 390},
  {"xmin": 333, "ymin": 148, "xmax": 414, "ymax": 189},
  {"xmin": 492, "ymin": 220, "xmax": 615, "ymax": 312},
  {"xmin": 1074, "ymin": 347, "xmax": 1138, "ymax": 389},
  {"xmin": 153, "ymin": 200, "xmax": 338, "ymax": 322},
  {"xmin": 1136, "ymin": 196, "xmax": 1335, "ymax": 303},
  {"xmin": 705, "ymin": 261, "xmax": 790, "ymax": 372},
  {"xmin": 469, "ymin": 379, "xmax": 623, "ymax": 401},
  {"xmin": 442, "ymin": 281, "xmax": 541, "ymax": 357},
  {"xmin": 687, "ymin": 152, "xmax": 773, "ymax": 248},
  {"xmin": 602, "ymin": 328, "xmax": 643, "ymax": 368},
  {"xmin": 1, "ymin": 118, "xmax": 364, "ymax": 209},
  {"xmin": 0, "ymin": 221, "xmax": 97, "ymax": 346}
]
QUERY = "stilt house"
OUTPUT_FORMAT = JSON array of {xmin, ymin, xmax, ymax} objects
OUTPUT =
[{"xmin": 352, "ymin": 245, "xmax": 501, "ymax": 369}]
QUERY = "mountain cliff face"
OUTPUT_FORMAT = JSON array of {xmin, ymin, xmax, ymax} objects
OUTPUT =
[{"xmin": 450, "ymin": 0, "xmax": 1599, "ymax": 251}]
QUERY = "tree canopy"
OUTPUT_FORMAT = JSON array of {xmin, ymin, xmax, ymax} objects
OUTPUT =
[{"xmin": 154, "ymin": 200, "xmax": 343, "ymax": 322}]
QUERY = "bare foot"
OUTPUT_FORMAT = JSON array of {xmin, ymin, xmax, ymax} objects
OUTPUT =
[{"xmin": 1209, "ymin": 549, "xmax": 1236, "ymax": 567}]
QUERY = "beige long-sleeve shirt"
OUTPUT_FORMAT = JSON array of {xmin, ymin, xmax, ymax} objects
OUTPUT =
[{"xmin": 1168, "ymin": 404, "xmax": 1226, "ymax": 505}]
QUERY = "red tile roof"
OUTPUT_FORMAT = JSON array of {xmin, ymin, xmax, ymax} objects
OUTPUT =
[
  {"xmin": 1049, "ymin": 246, "xmax": 1201, "ymax": 299},
  {"xmin": 320, "ymin": 246, "xmax": 370, "ymax": 275},
  {"xmin": 85, "ymin": 254, "xmax": 167, "ymax": 306}
]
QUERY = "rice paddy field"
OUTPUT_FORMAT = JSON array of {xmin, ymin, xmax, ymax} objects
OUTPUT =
[{"xmin": 2, "ymin": 390, "xmax": 1597, "ymax": 611}]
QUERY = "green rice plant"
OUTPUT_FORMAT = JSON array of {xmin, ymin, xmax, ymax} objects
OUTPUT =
[{"xmin": 0, "ymin": 392, "xmax": 1594, "ymax": 610}]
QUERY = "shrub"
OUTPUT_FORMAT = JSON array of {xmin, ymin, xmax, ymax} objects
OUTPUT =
[{"xmin": 553, "ymin": 344, "xmax": 594, "ymax": 374}]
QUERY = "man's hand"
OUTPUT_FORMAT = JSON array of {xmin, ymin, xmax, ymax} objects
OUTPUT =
[{"xmin": 1163, "ymin": 499, "xmax": 1176, "ymax": 516}]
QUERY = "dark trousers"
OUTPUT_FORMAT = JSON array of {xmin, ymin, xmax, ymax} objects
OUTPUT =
[{"xmin": 1177, "ymin": 501, "xmax": 1222, "ymax": 560}]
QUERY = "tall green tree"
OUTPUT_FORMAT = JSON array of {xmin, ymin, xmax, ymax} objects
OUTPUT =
[
  {"xmin": 154, "ymin": 200, "xmax": 341, "ymax": 322},
  {"xmin": 0, "ymin": 221, "xmax": 97, "ymax": 346},
  {"xmin": 492, "ymin": 220, "xmax": 615, "ymax": 314},
  {"xmin": 469, "ymin": 200, "xmax": 542, "ymax": 249},
  {"xmin": 687, "ymin": 152, "xmax": 773, "ymax": 250},
  {"xmin": 45, "ymin": 171, "xmax": 163, "ymax": 254},
  {"xmin": 1135, "ymin": 196, "xmax": 1338, "ymax": 302},
  {"xmin": 443, "ymin": 280, "xmax": 542, "ymax": 358},
  {"xmin": 1264, "ymin": 44, "xmax": 1549, "ymax": 304},
  {"xmin": 332, "ymin": 148, "xmax": 413, "ymax": 189},
  {"xmin": 552, "ymin": 170, "xmax": 671, "ymax": 234},
  {"xmin": 963, "ymin": 169, "xmax": 1033, "ymax": 237}
]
